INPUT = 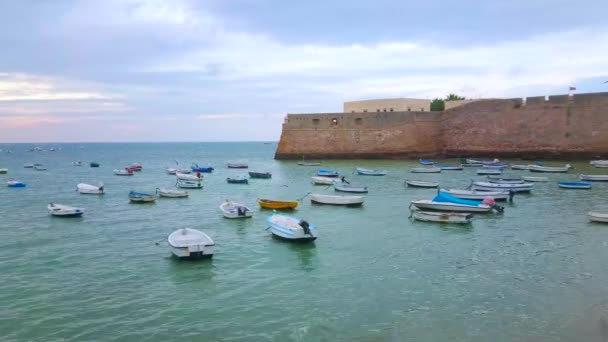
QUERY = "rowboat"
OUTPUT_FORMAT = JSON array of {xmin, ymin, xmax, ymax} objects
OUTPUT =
[
  {"xmin": 72, "ymin": 161, "xmax": 83, "ymax": 166},
  {"xmin": 511, "ymin": 164, "xmax": 529, "ymax": 170},
  {"xmin": 77, "ymin": 183, "xmax": 104, "ymax": 195},
  {"xmin": 227, "ymin": 177, "xmax": 248, "ymax": 184},
  {"xmin": 48, "ymin": 203, "xmax": 84, "ymax": 217},
  {"xmin": 435, "ymin": 164, "xmax": 463, "ymax": 171},
  {"xmin": 7, "ymin": 180, "xmax": 26, "ymax": 187},
  {"xmin": 405, "ymin": 180, "xmax": 439, "ymax": 188},
  {"xmin": 466, "ymin": 158, "xmax": 500, "ymax": 165},
  {"xmin": 410, "ymin": 167, "xmax": 441, "ymax": 173},
  {"xmin": 114, "ymin": 169, "xmax": 133, "ymax": 176},
  {"xmin": 558, "ymin": 181, "xmax": 592, "ymax": 189},
  {"xmin": 298, "ymin": 161, "xmax": 321, "ymax": 166},
  {"xmin": 166, "ymin": 167, "xmax": 178, "ymax": 174},
  {"xmin": 317, "ymin": 169, "xmax": 339, "ymax": 177},
  {"xmin": 461, "ymin": 163, "xmax": 483, "ymax": 167},
  {"xmin": 482, "ymin": 163, "xmax": 509, "ymax": 169},
  {"xmin": 411, "ymin": 210, "xmax": 473, "ymax": 224},
  {"xmin": 257, "ymin": 199, "xmax": 298, "ymax": 210},
  {"xmin": 249, "ymin": 171, "xmax": 272, "ymax": 179},
  {"xmin": 168, "ymin": 168, "xmax": 191, "ymax": 175},
  {"xmin": 487, "ymin": 176, "xmax": 524, "ymax": 184},
  {"xmin": 521, "ymin": 176, "xmax": 549, "ymax": 182},
  {"xmin": 176, "ymin": 172, "xmax": 200, "ymax": 181},
  {"xmin": 590, "ymin": 160, "xmax": 608, "ymax": 168},
  {"xmin": 311, "ymin": 176, "xmax": 335, "ymax": 185},
  {"xmin": 128, "ymin": 191, "xmax": 156, "ymax": 203},
  {"xmin": 156, "ymin": 188, "xmax": 189, "ymax": 198},
  {"xmin": 410, "ymin": 193, "xmax": 493, "ymax": 213},
  {"xmin": 168, "ymin": 228, "xmax": 214, "ymax": 259},
  {"xmin": 176, "ymin": 180, "xmax": 203, "ymax": 189},
  {"xmin": 310, "ymin": 194, "xmax": 364, "ymax": 206},
  {"xmin": 471, "ymin": 181, "xmax": 533, "ymax": 193},
  {"xmin": 227, "ymin": 161, "xmax": 248, "ymax": 168},
  {"xmin": 90, "ymin": 162, "xmax": 100, "ymax": 168},
  {"xmin": 579, "ymin": 174, "xmax": 608, "ymax": 181},
  {"xmin": 356, "ymin": 167, "xmax": 386, "ymax": 176},
  {"xmin": 191, "ymin": 164, "xmax": 214, "ymax": 173},
  {"xmin": 419, "ymin": 159, "xmax": 434, "ymax": 165},
  {"xmin": 220, "ymin": 201, "xmax": 253, "ymax": 218},
  {"xmin": 439, "ymin": 188, "xmax": 512, "ymax": 201},
  {"xmin": 34, "ymin": 165, "xmax": 47, "ymax": 171},
  {"xmin": 588, "ymin": 212, "xmax": 608, "ymax": 223},
  {"xmin": 267, "ymin": 214, "xmax": 318, "ymax": 242},
  {"xmin": 334, "ymin": 182, "xmax": 369, "ymax": 193},
  {"xmin": 23, "ymin": 163, "xmax": 34, "ymax": 168},
  {"xmin": 477, "ymin": 169, "xmax": 501, "ymax": 175},
  {"xmin": 0, "ymin": 168, "xmax": 7, "ymax": 174},
  {"xmin": 528, "ymin": 164, "xmax": 571, "ymax": 173}
]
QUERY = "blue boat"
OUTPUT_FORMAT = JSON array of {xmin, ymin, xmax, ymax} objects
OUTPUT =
[
  {"xmin": 128, "ymin": 191, "xmax": 156, "ymax": 203},
  {"xmin": 227, "ymin": 177, "xmax": 249, "ymax": 184},
  {"xmin": 419, "ymin": 159, "xmax": 434, "ymax": 165},
  {"xmin": 435, "ymin": 164, "xmax": 463, "ymax": 170},
  {"xmin": 7, "ymin": 180, "xmax": 26, "ymax": 187},
  {"xmin": 558, "ymin": 181, "xmax": 592, "ymax": 189},
  {"xmin": 191, "ymin": 164, "xmax": 214, "ymax": 173},
  {"xmin": 433, "ymin": 192, "xmax": 483, "ymax": 206},
  {"xmin": 248, "ymin": 171, "xmax": 272, "ymax": 179},
  {"xmin": 316, "ymin": 169, "xmax": 339, "ymax": 177}
]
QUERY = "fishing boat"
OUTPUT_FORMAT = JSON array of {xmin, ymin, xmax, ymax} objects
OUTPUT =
[
  {"xmin": 410, "ymin": 193, "xmax": 496, "ymax": 213},
  {"xmin": 411, "ymin": 210, "xmax": 473, "ymax": 224},
  {"xmin": 528, "ymin": 164, "xmax": 571, "ymax": 173},
  {"xmin": 588, "ymin": 212, "xmax": 608, "ymax": 223},
  {"xmin": 257, "ymin": 199, "xmax": 299, "ymax": 210},
  {"xmin": 511, "ymin": 164, "xmax": 529, "ymax": 170},
  {"xmin": 23, "ymin": 163, "xmax": 34, "ymax": 168},
  {"xmin": 435, "ymin": 164, "xmax": 463, "ymax": 171},
  {"xmin": 7, "ymin": 180, "xmax": 26, "ymax": 187},
  {"xmin": 558, "ymin": 181, "xmax": 592, "ymax": 189},
  {"xmin": 176, "ymin": 172, "xmax": 200, "ymax": 181},
  {"xmin": 311, "ymin": 176, "xmax": 335, "ymax": 185},
  {"xmin": 316, "ymin": 169, "xmax": 339, "ymax": 177},
  {"xmin": 47, "ymin": 203, "xmax": 84, "ymax": 217},
  {"xmin": 521, "ymin": 176, "xmax": 549, "ymax": 182},
  {"xmin": 405, "ymin": 180, "xmax": 439, "ymax": 188},
  {"xmin": 333, "ymin": 182, "xmax": 369, "ymax": 193},
  {"xmin": 477, "ymin": 169, "xmax": 501, "ymax": 175},
  {"xmin": 590, "ymin": 160, "xmax": 608, "ymax": 168},
  {"xmin": 481, "ymin": 163, "xmax": 509, "ymax": 169},
  {"xmin": 439, "ymin": 188, "xmax": 512, "ymax": 201},
  {"xmin": 77, "ymin": 183, "xmax": 104, "ymax": 195},
  {"xmin": 579, "ymin": 174, "xmax": 608, "ymax": 181},
  {"xmin": 90, "ymin": 162, "xmax": 100, "ymax": 168},
  {"xmin": 227, "ymin": 161, "xmax": 248, "ymax": 169},
  {"xmin": 128, "ymin": 191, "xmax": 156, "ymax": 203},
  {"xmin": 176, "ymin": 180, "xmax": 203, "ymax": 189},
  {"xmin": 168, "ymin": 228, "xmax": 214, "ymax": 259},
  {"xmin": 411, "ymin": 167, "xmax": 441, "ymax": 173},
  {"xmin": 248, "ymin": 171, "xmax": 272, "ymax": 179},
  {"xmin": 156, "ymin": 188, "xmax": 189, "ymax": 198},
  {"xmin": 310, "ymin": 194, "xmax": 364, "ymax": 206},
  {"xmin": 191, "ymin": 164, "xmax": 214, "ymax": 173},
  {"xmin": 72, "ymin": 161, "xmax": 83, "ymax": 166},
  {"xmin": 114, "ymin": 169, "xmax": 133, "ymax": 176},
  {"xmin": 267, "ymin": 214, "xmax": 317, "ymax": 242},
  {"xmin": 0, "ymin": 168, "xmax": 7, "ymax": 174},
  {"xmin": 166, "ymin": 167, "xmax": 178, "ymax": 175},
  {"xmin": 227, "ymin": 176, "xmax": 248, "ymax": 184},
  {"xmin": 220, "ymin": 201, "xmax": 253, "ymax": 218},
  {"xmin": 34, "ymin": 165, "xmax": 47, "ymax": 171},
  {"xmin": 419, "ymin": 159, "xmax": 434, "ymax": 165},
  {"xmin": 486, "ymin": 176, "xmax": 524, "ymax": 184},
  {"xmin": 129, "ymin": 163, "xmax": 143, "ymax": 171},
  {"xmin": 356, "ymin": 167, "xmax": 387, "ymax": 176},
  {"xmin": 471, "ymin": 181, "xmax": 534, "ymax": 193},
  {"xmin": 466, "ymin": 158, "xmax": 500, "ymax": 165}
]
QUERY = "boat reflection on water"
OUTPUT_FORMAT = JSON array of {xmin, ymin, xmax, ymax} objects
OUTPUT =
[{"xmin": 286, "ymin": 242, "xmax": 317, "ymax": 271}]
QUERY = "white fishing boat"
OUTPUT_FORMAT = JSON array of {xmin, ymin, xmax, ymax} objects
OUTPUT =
[
  {"xmin": 435, "ymin": 164, "xmax": 463, "ymax": 171},
  {"xmin": 227, "ymin": 161, "xmax": 248, "ymax": 168},
  {"xmin": 476, "ymin": 169, "xmax": 501, "ymax": 175},
  {"xmin": 405, "ymin": 180, "xmax": 439, "ymax": 188},
  {"xmin": 156, "ymin": 188, "xmax": 189, "ymax": 198},
  {"xmin": 511, "ymin": 164, "xmax": 529, "ymax": 170},
  {"xmin": 590, "ymin": 160, "xmax": 608, "ymax": 168},
  {"xmin": 579, "ymin": 174, "xmax": 608, "ymax": 181},
  {"xmin": 77, "ymin": 183, "xmax": 104, "ymax": 195},
  {"xmin": 311, "ymin": 176, "xmax": 335, "ymax": 185},
  {"xmin": 23, "ymin": 163, "xmax": 34, "ymax": 168},
  {"xmin": 114, "ymin": 169, "xmax": 133, "ymax": 176},
  {"xmin": 410, "ymin": 200, "xmax": 492, "ymax": 213},
  {"xmin": 176, "ymin": 179, "xmax": 203, "ymax": 189},
  {"xmin": 528, "ymin": 164, "xmax": 571, "ymax": 173},
  {"xmin": 72, "ymin": 161, "xmax": 83, "ymax": 166},
  {"xmin": 588, "ymin": 212, "xmax": 608, "ymax": 223},
  {"xmin": 471, "ymin": 181, "xmax": 534, "ymax": 193},
  {"xmin": 439, "ymin": 188, "xmax": 512, "ymax": 201},
  {"xmin": 166, "ymin": 167, "xmax": 178, "ymax": 175},
  {"xmin": 356, "ymin": 167, "xmax": 387, "ymax": 176},
  {"xmin": 410, "ymin": 167, "xmax": 441, "ymax": 173},
  {"xmin": 411, "ymin": 210, "xmax": 473, "ymax": 224},
  {"xmin": 168, "ymin": 228, "xmax": 214, "ymax": 258},
  {"xmin": 267, "ymin": 214, "xmax": 318, "ymax": 242},
  {"xmin": 47, "ymin": 203, "xmax": 84, "ymax": 217},
  {"xmin": 333, "ymin": 181, "xmax": 368, "ymax": 193},
  {"xmin": 310, "ymin": 193, "xmax": 364, "ymax": 206},
  {"xmin": 176, "ymin": 172, "xmax": 201, "ymax": 181},
  {"xmin": 34, "ymin": 165, "xmax": 47, "ymax": 171},
  {"xmin": 521, "ymin": 176, "xmax": 549, "ymax": 182},
  {"xmin": 220, "ymin": 201, "xmax": 253, "ymax": 218}
]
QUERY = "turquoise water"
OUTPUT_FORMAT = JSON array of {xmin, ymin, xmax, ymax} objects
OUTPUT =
[{"xmin": 1, "ymin": 143, "xmax": 608, "ymax": 341}]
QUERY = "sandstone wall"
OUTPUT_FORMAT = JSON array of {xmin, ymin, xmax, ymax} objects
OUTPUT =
[{"xmin": 344, "ymin": 98, "xmax": 430, "ymax": 113}]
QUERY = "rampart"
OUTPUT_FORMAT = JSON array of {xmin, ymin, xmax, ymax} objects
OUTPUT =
[{"xmin": 274, "ymin": 92, "xmax": 608, "ymax": 159}]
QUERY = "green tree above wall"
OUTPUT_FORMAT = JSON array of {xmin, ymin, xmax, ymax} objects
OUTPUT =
[{"xmin": 430, "ymin": 94, "xmax": 466, "ymax": 111}]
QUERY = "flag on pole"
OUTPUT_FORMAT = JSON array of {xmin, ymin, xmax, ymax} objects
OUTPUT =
[{"xmin": 569, "ymin": 86, "xmax": 576, "ymax": 91}]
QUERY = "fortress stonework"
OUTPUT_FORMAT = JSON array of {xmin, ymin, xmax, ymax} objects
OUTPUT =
[{"xmin": 274, "ymin": 92, "xmax": 608, "ymax": 159}]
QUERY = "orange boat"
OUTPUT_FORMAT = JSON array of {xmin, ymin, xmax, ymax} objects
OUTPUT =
[{"xmin": 257, "ymin": 199, "xmax": 298, "ymax": 210}]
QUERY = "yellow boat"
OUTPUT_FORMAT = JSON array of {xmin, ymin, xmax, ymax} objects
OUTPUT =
[{"xmin": 257, "ymin": 199, "xmax": 298, "ymax": 210}]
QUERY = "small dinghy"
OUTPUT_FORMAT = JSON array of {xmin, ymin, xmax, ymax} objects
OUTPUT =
[
  {"xmin": 435, "ymin": 164, "xmax": 463, "ymax": 171},
  {"xmin": 579, "ymin": 174, "xmax": 608, "ymax": 182},
  {"xmin": 166, "ymin": 167, "xmax": 178, "ymax": 175},
  {"xmin": 227, "ymin": 161, "xmax": 248, "ymax": 169},
  {"xmin": 411, "ymin": 210, "xmax": 473, "ymax": 224},
  {"xmin": 114, "ymin": 169, "xmax": 133, "ymax": 176},
  {"xmin": 316, "ymin": 169, "xmax": 339, "ymax": 177},
  {"xmin": 558, "ymin": 181, "xmax": 592, "ymax": 189},
  {"xmin": 528, "ymin": 164, "xmax": 571, "ymax": 173},
  {"xmin": 23, "ymin": 163, "xmax": 34, "ymax": 168},
  {"xmin": 334, "ymin": 181, "xmax": 368, "ymax": 193},
  {"xmin": 77, "ymin": 183, "xmax": 104, "ymax": 195},
  {"xmin": 176, "ymin": 172, "xmax": 200, "ymax": 181},
  {"xmin": 511, "ymin": 164, "xmax": 529, "ymax": 170},
  {"xmin": 156, "ymin": 188, "xmax": 188, "ymax": 198},
  {"xmin": 191, "ymin": 164, "xmax": 214, "ymax": 173},
  {"xmin": 311, "ymin": 176, "xmax": 335, "ymax": 185},
  {"xmin": 128, "ymin": 191, "xmax": 156, "ymax": 203},
  {"xmin": 466, "ymin": 158, "xmax": 500, "ymax": 165},
  {"xmin": 310, "ymin": 193, "xmax": 364, "ymax": 206},
  {"xmin": 419, "ymin": 159, "xmax": 434, "ymax": 165},
  {"xmin": 471, "ymin": 181, "xmax": 534, "ymax": 193},
  {"xmin": 588, "ymin": 212, "xmax": 608, "ymax": 223},
  {"xmin": 410, "ymin": 167, "xmax": 441, "ymax": 173},
  {"xmin": 356, "ymin": 167, "xmax": 387, "ymax": 176},
  {"xmin": 590, "ymin": 160, "xmax": 608, "ymax": 168},
  {"xmin": 411, "ymin": 193, "xmax": 500, "ymax": 213},
  {"xmin": 258, "ymin": 199, "xmax": 299, "ymax": 210},
  {"xmin": 168, "ymin": 228, "xmax": 214, "ymax": 259},
  {"xmin": 34, "ymin": 165, "xmax": 47, "ymax": 171},
  {"xmin": 405, "ymin": 180, "xmax": 439, "ymax": 188},
  {"xmin": 48, "ymin": 203, "xmax": 84, "ymax": 217},
  {"xmin": 249, "ymin": 171, "xmax": 272, "ymax": 179},
  {"xmin": 521, "ymin": 176, "xmax": 549, "ymax": 182},
  {"xmin": 72, "ymin": 161, "xmax": 83, "ymax": 166},
  {"xmin": 7, "ymin": 180, "xmax": 26, "ymax": 187},
  {"xmin": 298, "ymin": 161, "xmax": 321, "ymax": 166},
  {"xmin": 477, "ymin": 169, "xmax": 501, "ymax": 175},
  {"xmin": 227, "ymin": 176, "xmax": 248, "ymax": 184},
  {"xmin": 487, "ymin": 176, "xmax": 524, "ymax": 184},
  {"xmin": 129, "ymin": 163, "xmax": 143, "ymax": 171},
  {"xmin": 267, "ymin": 214, "xmax": 317, "ymax": 242},
  {"xmin": 482, "ymin": 163, "xmax": 509, "ymax": 169},
  {"xmin": 90, "ymin": 162, "xmax": 100, "ymax": 168},
  {"xmin": 439, "ymin": 188, "xmax": 513, "ymax": 201},
  {"xmin": 0, "ymin": 168, "xmax": 7, "ymax": 174},
  {"xmin": 176, "ymin": 180, "xmax": 203, "ymax": 189},
  {"xmin": 220, "ymin": 201, "xmax": 253, "ymax": 218}
]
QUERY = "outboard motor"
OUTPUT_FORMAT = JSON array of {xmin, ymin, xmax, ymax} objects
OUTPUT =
[
  {"xmin": 299, "ymin": 220, "xmax": 311, "ymax": 236},
  {"xmin": 237, "ymin": 206, "xmax": 246, "ymax": 216},
  {"xmin": 508, "ymin": 190, "xmax": 515, "ymax": 202},
  {"xmin": 483, "ymin": 196, "xmax": 504, "ymax": 213}
]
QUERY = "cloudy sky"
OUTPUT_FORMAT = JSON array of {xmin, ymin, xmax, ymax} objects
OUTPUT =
[{"xmin": 1, "ymin": 0, "xmax": 607, "ymax": 142}]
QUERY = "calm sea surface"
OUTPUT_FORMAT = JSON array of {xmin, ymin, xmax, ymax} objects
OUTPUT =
[{"xmin": 1, "ymin": 142, "xmax": 608, "ymax": 341}]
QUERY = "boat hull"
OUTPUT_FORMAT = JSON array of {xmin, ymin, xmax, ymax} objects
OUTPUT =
[
  {"xmin": 439, "ymin": 189, "xmax": 510, "ymax": 201},
  {"xmin": 471, "ymin": 182, "xmax": 533, "ymax": 193},
  {"xmin": 521, "ymin": 176, "xmax": 548, "ymax": 182},
  {"xmin": 579, "ymin": 174, "xmax": 608, "ymax": 181},
  {"xmin": 258, "ymin": 199, "xmax": 298, "ymax": 209},
  {"xmin": 528, "ymin": 165, "xmax": 571, "ymax": 173},
  {"xmin": 248, "ymin": 172, "xmax": 272, "ymax": 179},
  {"xmin": 411, "ymin": 200, "xmax": 491, "ymax": 213},
  {"xmin": 170, "ymin": 246, "xmax": 214, "ymax": 259},
  {"xmin": 310, "ymin": 194, "xmax": 364, "ymax": 206},
  {"xmin": 311, "ymin": 176, "xmax": 335, "ymax": 185},
  {"xmin": 558, "ymin": 182, "xmax": 592, "ymax": 189},
  {"xmin": 410, "ymin": 167, "xmax": 441, "ymax": 173},
  {"xmin": 267, "ymin": 214, "xmax": 318, "ymax": 242},
  {"xmin": 220, "ymin": 202, "xmax": 253, "ymax": 218},
  {"xmin": 406, "ymin": 180, "xmax": 439, "ymax": 188},
  {"xmin": 588, "ymin": 212, "xmax": 608, "ymax": 223},
  {"xmin": 412, "ymin": 211, "xmax": 472, "ymax": 224}
]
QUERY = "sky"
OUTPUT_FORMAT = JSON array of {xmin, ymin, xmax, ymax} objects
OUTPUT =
[{"xmin": 1, "ymin": 0, "xmax": 607, "ymax": 142}]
